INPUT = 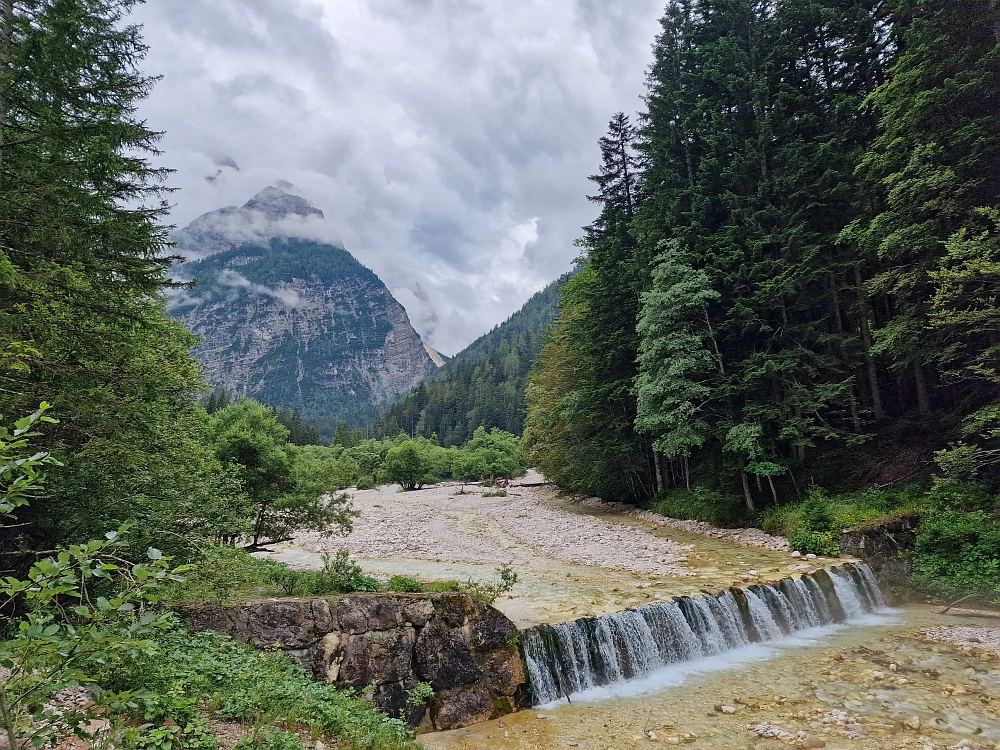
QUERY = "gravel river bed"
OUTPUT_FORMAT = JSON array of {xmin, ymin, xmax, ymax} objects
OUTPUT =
[
  {"xmin": 275, "ymin": 470, "xmax": 837, "ymax": 628},
  {"xmin": 262, "ymin": 472, "xmax": 999, "ymax": 748}
]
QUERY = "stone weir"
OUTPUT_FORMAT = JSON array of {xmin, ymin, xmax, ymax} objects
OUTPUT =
[
  {"xmin": 521, "ymin": 562, "xmax": 886, "ymax": 706},
  {"xmin": 180, "ymin": 592, "xmax": 526, "ymax": 731}
]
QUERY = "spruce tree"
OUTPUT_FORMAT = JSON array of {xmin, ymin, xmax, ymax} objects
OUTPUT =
[{"xmin": 0, "ymin": 1, "xmax": 238, "ymax": 561}]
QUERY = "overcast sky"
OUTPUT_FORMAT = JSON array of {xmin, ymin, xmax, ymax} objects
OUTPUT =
[{"xmin": 133, "ymin": 0, "xmax": 664, "ymax": 356}]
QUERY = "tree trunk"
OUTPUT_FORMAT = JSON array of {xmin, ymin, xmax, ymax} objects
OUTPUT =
[
  {"xmin": 767, "ymin": 474, "xmax": 778, "ymax": 504},
  {"xmin": 854, "ymin": 267, "xmax": 884, "ymax": 419},
  {"xmin": 654, "ymin": 450, "xmax": 664, "ymax": 493},
  {"xmin": 830, "ymin": 272, "xmax": 844, "ymax": 333},
  {"xmin": 914, "ymin": 363, "xmax": 930, "ymax": 413},
  {"xmin": 0, "ymin": 0, "xmax": 12, "ymax": 195},
  {"xmin": 684, "ymin": 455, "xmax": 691, "ymax": 493},
  {"xmin": 741, "ymin": 472, "xmax": 755, "ymax": 511}
]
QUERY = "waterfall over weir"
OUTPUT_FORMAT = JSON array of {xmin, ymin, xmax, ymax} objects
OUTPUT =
[{"xmin": 522, "ymin": 563, "xmax": 885, "ymax": 706}]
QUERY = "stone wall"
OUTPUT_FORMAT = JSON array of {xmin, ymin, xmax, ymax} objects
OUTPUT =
[
  {"xmin": 180, "ymin": 592, "xmax": 525, "ymax": 731},
  {"xmin": 840, "ymin": 515, "xmax": 919, "ymax": 602}
]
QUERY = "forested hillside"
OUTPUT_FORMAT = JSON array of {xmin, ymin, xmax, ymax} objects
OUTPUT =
[
  {"xmin": 368, "ymin": 270, "xmax": 574, "ymax": 445},
  {"xmin": 525, "ymin": 0, "xmax": 1000, "ymax": 576}
]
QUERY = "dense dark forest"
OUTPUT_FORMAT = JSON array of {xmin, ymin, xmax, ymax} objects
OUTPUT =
[
  {"xmin": 367, "ymin": 271, "xmax": 573, "ymax": 445},
  {"xmin": 525, "ymin": 0, "xmax": 1000, "ymax": 521}
]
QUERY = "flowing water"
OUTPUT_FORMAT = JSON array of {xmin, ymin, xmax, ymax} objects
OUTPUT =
[{"xmin": 521, "ymin": 563, "xmax": 884, "ymax": 706}]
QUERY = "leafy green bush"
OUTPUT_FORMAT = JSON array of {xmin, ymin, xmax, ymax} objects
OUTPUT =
[
  {"xmin": 355, "ymin": 475, "xmax": 376, "ymax": 490},
  {"xmin": 307, "ymin": 550, "xmax": 381, "ymax": 594},
  {"xmin": 461, "ymin": 564, "xmax": 518, "ymax": 605},
  {"xmin": 913, "ymin": 510, "xmax": 1000, "ymax": 598},
  {"xmin": 163, "ymin": 546, "xmax": 288, "ymax": 605},
  {"xmin": 382, "ymin": 441, "xmax": 437, "ymax": 490},
  {"xmin": 234, "ymin": 729, "xmax": 303, "ymax": 750},
  {"xmin": 452, "ymin": 427, "xmax": 525, "ymax": 480},
  {"xmin": 386, "ymin": 576, "xmax": 423, "ymax": 593},
  {"xmin": 97, "ymin": 630, "xmax": 421, "ymax": 750}
]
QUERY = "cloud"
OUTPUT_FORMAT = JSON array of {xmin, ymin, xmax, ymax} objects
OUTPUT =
[
  {"xmin": 132, "ymin": 0, "xmax": 663, "ymax": 355},
  {"xmin": 169, "ymin": 267, "xmax": 305, "ymax": 310}
]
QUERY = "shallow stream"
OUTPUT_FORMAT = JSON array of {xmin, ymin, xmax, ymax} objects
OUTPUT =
[{"xmin": 423, "ymin": 605, "xmax": 1000, "ymax": 750}]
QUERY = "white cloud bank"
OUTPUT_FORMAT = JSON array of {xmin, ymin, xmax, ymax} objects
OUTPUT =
[{"xmin": 133, "ymin": 0, "xmax": 663, "ymax": 355}]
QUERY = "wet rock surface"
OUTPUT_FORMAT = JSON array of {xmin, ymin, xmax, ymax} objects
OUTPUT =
[
  {"xmin": 180, "ymin": 592, "xmax": 524, "ymax": 731},
  {"xmin": 840, "ymin": 515, "xmax": 919, "ymax": 598}
]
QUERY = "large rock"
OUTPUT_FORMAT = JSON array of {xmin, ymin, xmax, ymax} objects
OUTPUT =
[
  {"xmin": 840, "ymin": 515, "xmax": 918, "ymax": 602},
  {"xmin": 430, "ymin": 682, "xmax": 495, "ymax": 731},
  {"xmin": 414, "ymin": 618, "xmax": 480, "ymax": 690},
  {"xmin": 181, "ymin": 592, "xmax": 525, "ymax": 731}
]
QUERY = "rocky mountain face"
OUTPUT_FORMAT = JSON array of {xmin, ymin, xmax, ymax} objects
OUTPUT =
[{"xmin": 170, "ymin": 187, "xmax": 437, "ymax": 433}]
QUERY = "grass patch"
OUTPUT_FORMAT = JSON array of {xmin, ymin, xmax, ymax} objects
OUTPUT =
[
  {"xmin": 96, "ymin": 629, "xmax": 421, "ymax": 750},
  {"xmin": 163, "ymin": 547, "xmax": 380, "ymax": 605},
  {"xmin": 759, "ymin": 484, "xmax": 927, "ymax": 555},
  {"xmin": 646, "ymin": 486, "xmax": 753, "ymax": 528}
]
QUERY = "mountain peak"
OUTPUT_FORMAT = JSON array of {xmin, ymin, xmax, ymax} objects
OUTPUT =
[
  {"xmin": 243, "ymin": 187, "xmax": 324, "ymax": 221},
  {"xmin": 173, "ymin": 185, "xmax": 328, "ymax": 258}
]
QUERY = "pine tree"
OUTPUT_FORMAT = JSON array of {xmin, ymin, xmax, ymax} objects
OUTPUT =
[
  {"xmin": 0, "ymin": 1, "xmax": 238, "ymax": 562},
  {"xmin": 635, "ymin": 242, "xmax": 720, "ymax": 492},
  {"xmin": 844, "ymin": 0, "xmax": 1000, "ymax": 414}
]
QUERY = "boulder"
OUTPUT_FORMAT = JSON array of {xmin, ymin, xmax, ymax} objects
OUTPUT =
[
  {"xmin": 371, "ymin": 678, "xmax": 428, "ymax": 726},
  {"xmin": 414, "ymin": 617, "xmax": 481, "ymax": 689},
  {"xmin": 475, "ymin": 648, "xmax": 525, "ymax": 695},
  {"xmin": 430, "ymin": 682, "xmax": 495, "ymax": 731},
  {"xmin": 337, "ymin": 627, "xmax": 417, "ymax": 688}
]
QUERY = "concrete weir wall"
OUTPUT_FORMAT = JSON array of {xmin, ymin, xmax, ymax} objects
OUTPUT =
[{"xmin": 180, "ymin": 592, "xmax": 525, "ymax": 731}]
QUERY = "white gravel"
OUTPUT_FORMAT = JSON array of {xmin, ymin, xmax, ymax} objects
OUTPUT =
[
  {"xmin": 922, "ymin": 626, "xmax": 1000, "ymax": 655},
  {"xmin": 576, "ymin": 496, "xmax": 791, "ymax": 551},
  {"xmin": 294, "ymin": 471, "xmax": 694, "ymax": 578}
]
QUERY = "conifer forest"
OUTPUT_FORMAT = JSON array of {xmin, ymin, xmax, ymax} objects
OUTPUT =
[{"xmin": 2, "ymin": 2, "xmax": 1000, "ymax": 750}]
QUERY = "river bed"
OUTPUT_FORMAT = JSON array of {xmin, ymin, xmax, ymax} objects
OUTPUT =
[
  {"xmin": 271, "ymin": 472, "xmax": 838, "ymax": 628},
  {"xmin": 422, "ymin": 605, "xmax": 1000, "ymax": 750}
]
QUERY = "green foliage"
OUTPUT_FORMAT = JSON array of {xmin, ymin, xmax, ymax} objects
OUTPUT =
[
  {"xmin": 460, "ymin": 564, "xmax": 518, "ymax": 605},
  {"xmin": 382, "ymin": 441, "xmax": 437, "ymax": 490},
  {"xmin": 405, "ymin": 682, "xmax": 435, "ymax": 708},
  {"xmin": 481, "ymin": 490, "xmax": 507, "ymax": 498},
  {"xmin": 386, "ymin": 576, "xmax": 423, "ymax": 593},
  {"xmin": 164, "ymin": 547, "xmax": 383, "ymax": 603},
  {"xmin": 0, "ymin": 0, "xmax": 242, "ymax": 568},
  {"xmin": 355, "ymin": 475, "xmax": 376, "ymax": 491},
  {"xmin": 635, "ymin": 242, "xmax": 720, "ymax": 460},
  {"xmin": 913, "ymin": 511, "xmax": 1000, "ymax": 599},
  {"xmin": 647, "ymin": 486, "xmax": 752, "ymax": 529},
  {"xmin": 209, "ymin": 400, "xmax": 354, "ymax": 549},
  {"xmin": 234, "ymin": 729, "xmax": 303, "ymax": 750},
  {"xmin": 311, "ymin": 550, "xmax": 381, "ymax": 594},
  {"xmin": 452, "ymin": 427, "xmax": 524, "ymax": 481},
  {"xmin": 0, "ymin": 530, "xmax": 184, "ymax": 749},
  {"xmin": 162, "ymin": 547, "xmax": 289, "ymax": 605},
  {"xmin": 97, "ymin": 629, "xmax": 421, "ymax": 750},
  {"xmin": 0, "ymin": 404, "xmax": 60, "ymax": 522}
]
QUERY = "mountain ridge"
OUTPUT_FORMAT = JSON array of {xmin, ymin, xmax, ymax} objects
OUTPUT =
[{"xmin": 169, "ymin": 188, "xmax": 436, "ymax": 435}]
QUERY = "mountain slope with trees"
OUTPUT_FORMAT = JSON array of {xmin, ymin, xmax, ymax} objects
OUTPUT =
[
  {"xmin": 367, "ymin": 270, "xmax": 575, "ymax": 445},
  {"xmin": 170, "ymin": 196, "xmax": 436, "ymax": 436}
]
